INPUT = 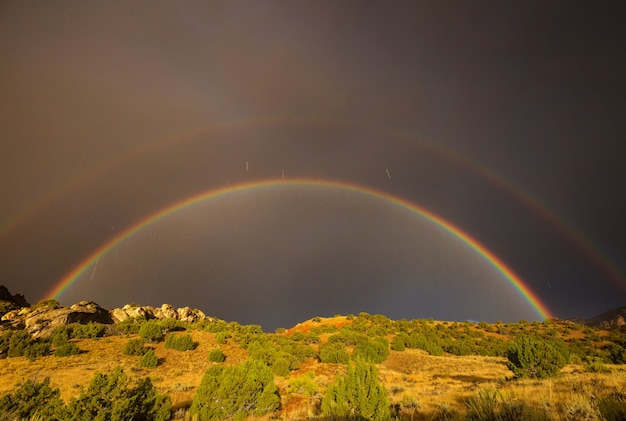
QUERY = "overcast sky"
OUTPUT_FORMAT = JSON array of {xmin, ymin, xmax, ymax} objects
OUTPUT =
[{"xmin": 1, "ymin": 1, "xmax": 624, "ymax": 330}]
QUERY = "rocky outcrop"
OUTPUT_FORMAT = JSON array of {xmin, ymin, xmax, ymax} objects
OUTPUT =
[
  {"xmin": 572, "ymin": 306, "xmax": 626, "ymax": 328},
  {"xmin": 0, "ymin": 285, "xmax": 30, "ymax": 319},
  {"xmin": 109, "ymin": 304, "xmax": 207, "ymax": 323},
  {"xmin": 23, "ymin": 301, "xmax": 113, "ymax": 339}
]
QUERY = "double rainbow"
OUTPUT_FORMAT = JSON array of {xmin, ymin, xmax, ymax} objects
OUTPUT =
[{"xmin": 45, "ymin": 178, "xmax": 552, "ymax": 320}]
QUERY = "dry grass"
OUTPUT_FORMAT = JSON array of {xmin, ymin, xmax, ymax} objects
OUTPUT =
[
  {"xmin": 1, "ymin": 317, "xmax": 624, "ymax": 420},
  {"xmin": 0, "ymin": 330, "xmax": 247, "ymax": 407}
]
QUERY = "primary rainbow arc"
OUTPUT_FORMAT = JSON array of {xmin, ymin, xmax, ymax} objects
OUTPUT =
[{"xmin": 46, "ymin": 178, "xmax": 552, "ymax": 320}]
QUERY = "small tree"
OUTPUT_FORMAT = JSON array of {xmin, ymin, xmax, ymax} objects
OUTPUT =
[
  {"xmin": 0, "ymin": 378, "xmax": 64, "ymax": 420},
  {"xmin": 139, "ymin": 349, "xmax": 158, "ymax": 368},
  {"xmin": 318, "ymin": 342, "xmax": 349, "ymax": 364},
  {"xmin": 164, "ymin": 333, "xmax": 196, "ymax": 351},
  {"xmin": 54, "ymin": 342, "xmax": 80, "ymax": 357},
  {"xmin": 190, "ymin": 359, "xmax": 280, "ymax": 420},
  {"xmin": 320, "ymin": 358, "xmax": 391, "ymax": 420},
  {"xmin": 208, "ymin": 349, "xmax": 226, "ymax": 363},
  {"xmin": 123, "ymin": 338, "xmax": 148, "ymax": 356},
  {"xmin": 139, "ymin": 321, "xmax": 163, "ymax": 343},
  {"xmin": 506, "ymin": 336, "xmax": 566, "ymax": 379},
  {"xmin": 66, "ymin": 366, "xmax": 171, "ymax": 420}
]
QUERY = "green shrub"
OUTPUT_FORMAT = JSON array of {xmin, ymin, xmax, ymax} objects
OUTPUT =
[
  {"xmin": 164, "ymin": 332, "xmax": 196, "ymax": 351},
  {"xmin": 69, "ymin": 322, "xmax": 106, "ymax": 339},
  {"xmin": 139, "ymin": 321, "xmax": 163, "ymax": 343},
  {"xmin": 66, "ymin": 366, "xmax": 171, "ymax": 420},
  {"xmin": 1, "ymin": 330, "xmax": 50, "ymax": 360},
  {"xmin": 287, "ymin": 372, "xmax": 318, "ymax": 397},
  {"xmin": 352, "ymin": 337, "xmax": 389, "ymax": 363},
  {"xmin": 215, "ymin": 332, "xmax": 229, "ymax": 344},
  {"xmin": 114, "ymin": 318, "xmax": 145, "ymax": 335},
  {"xmin": 0, "ymin": 378, "xmax": 64, "ymax": 420},
  {"xmin": 54, "ymin": 342, "xmax": 80, "ymax": 357},
  {"xmin": 506, "ymin": 336, "xmax": 566, "ymax": 379},
  {"xmin": 321, "ymin": 359, "xmax": 390, "ymax": 420},
  {"xmin": 391, "ymin": 335, "xmax": 406, "ymax": 351},
  {"xmin": 50, "ymin": 326, "xmax": 70, "ymax": 347},
  {"xmin": 32, "ymin": 299, "xmax": 60, "ymax": 310},
  {"xmin": 139, "ymin": 349, "xmax": 159, "ymax": 368},
  {"xmin": 319, "ymin": 342, "xmax": 350, "ymax": 364},
  {"xmin": 123, "ymin": 338, "xmax": 148, "ymax": 356},
  {"xmin": 208, "ymin": 349, "xmax": 226, "ymax": 363},
  {"xmin": 190, "ymin": 359, "xmax": 280, "ymax": 420}
]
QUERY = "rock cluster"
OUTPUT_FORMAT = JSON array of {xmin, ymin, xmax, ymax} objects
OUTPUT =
[
  {"xmin": 2, "ymin": 301, "xmax": 113, "ymax": 338},
  {"xmin": 109, "ymin": 303, "xmax": 207, "ymax": 323},
  {"xmin": 1, "ymin": 285, "xmax": 209, "ymax": 339}
]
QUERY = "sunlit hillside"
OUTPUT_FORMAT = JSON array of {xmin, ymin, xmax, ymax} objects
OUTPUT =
[{"xmin": 1, "ymin": 296, "xmax": 626, "ymax": 420}]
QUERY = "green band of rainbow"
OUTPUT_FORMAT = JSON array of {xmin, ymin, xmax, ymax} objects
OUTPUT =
[{"xmin": 45, "ymin": 178, "xmax": 552, "ymax": 319}]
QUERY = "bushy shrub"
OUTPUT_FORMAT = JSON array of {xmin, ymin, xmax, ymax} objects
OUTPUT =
[
  {"xmin": 164, "ymin": 332, "xmax": 196, "ymax": 351},
  {"xmin": 321, "ymin": 359, "xmax": 390, "ymax": 420},
  {"xmin": 190, "ymin": 359, "xmax": 280, "ymax": 420},
  {"xmin": 123, "ymin": 338, "xmax": 148, "ymax": 356},
  {"xmin": 215, "ymin": 332, "xmax": 230, "ymax": 344},
  {"xmin": 69, "ymin": 322, "xmax": 106, "ymax": 339},
  {"xmin": 67, "ymin": 366, "xmax": 171, "ymax": 420},
  {"xmin": 54, "ymin": 342, "xmax": 80, "ymax": 357},
  {"xmin": 391, "ymin": 335, "xmax": 406, "ymax": 351},
  {"xmin": 139, "ymin": 349, "xmax": 158, "ymax": 368},
  {"xmin": 139, "ymin": 320, "xmax": 163, "ymax": 343},
  {"xmin": 352, "ymin": 337, "xmax": 389, "ymax": 363},
  {"xmin": 114, "ymin": 317, "xmax": 145, "ymax": 335},
  {"xmin": 319, "ymin": 342, "xmax": 350, "ymax": 364},
  {"xmin": 287, "ymin": 372, "xmax": 318, "ymax": 397},
  {"xmin": 50, "ymin": 326, "xmax": 70, "ymax": 347},
  {"xmin": 506, "ymin": 336, "xmax": 566, "ymax": 379},
  {"xmin": 1, "ymin": 330, "xmax": 50, "ymax": 360},
  {"xmin": 208, "ymin": 349, "xmax": 226, "ymax": 363},
  {"xmin": 0, "ymin": 378, "xmax": 64, "ymax": 420}
]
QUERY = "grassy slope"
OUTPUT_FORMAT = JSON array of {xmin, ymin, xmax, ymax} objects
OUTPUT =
[{"xmin": 1, "ymin": 316, "xmax": 625, "ymax": 420}]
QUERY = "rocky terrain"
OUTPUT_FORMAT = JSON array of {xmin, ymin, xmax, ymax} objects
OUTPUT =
[{"xmin": 0, "ymin": 286, "xmax": 208, "ymax": 338}]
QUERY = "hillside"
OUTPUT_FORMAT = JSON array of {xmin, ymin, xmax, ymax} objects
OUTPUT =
[{"xmin": 1, "ymin": 288, "xmax": 626, "ymax": 420}]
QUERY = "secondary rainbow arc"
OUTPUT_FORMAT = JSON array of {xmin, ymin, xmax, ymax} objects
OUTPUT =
[{"xmin": 45, "ymin": 178, "xmax": 552, "ymax": 320}]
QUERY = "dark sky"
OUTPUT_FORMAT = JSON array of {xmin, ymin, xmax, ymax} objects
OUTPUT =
[{"xmin": 1, "ymin": 1, "xmax": 625, "ymax": 330}]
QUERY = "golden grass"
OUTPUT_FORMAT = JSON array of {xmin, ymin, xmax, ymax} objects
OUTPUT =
[{"xmin": 1, "ymin": 318, "xmax": 624, "ymax": 420}]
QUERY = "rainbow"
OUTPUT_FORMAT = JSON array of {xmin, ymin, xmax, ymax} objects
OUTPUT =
[
  {"xmin": 4, "ymin": 117, "xmax": 624, "ymax": 293},
  {"xmin": 45, "ymin": 178, "xmax": 552, "ymax": 319}
]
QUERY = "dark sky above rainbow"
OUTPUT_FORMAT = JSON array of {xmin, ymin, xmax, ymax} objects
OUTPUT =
[{"xmin": 1, "ymin": 2, "xmax": 625, "ymax": 330}]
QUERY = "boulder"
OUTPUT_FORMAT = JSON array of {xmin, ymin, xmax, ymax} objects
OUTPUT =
[
  {"xmin": 160, "ymin": 304, "xmax": 178, "ymax": 319},
  {"xmin": 24, "ymin": 301, "xmax": 113, "ymax": 339}
]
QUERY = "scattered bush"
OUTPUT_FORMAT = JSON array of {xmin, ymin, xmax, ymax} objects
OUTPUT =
[
  {"xmin": 0, "ymin": 378, "xmax": 64, "ymax": 420},
  {"xmin": 139, "ymin": 320, "xmax": 163, "ymax": 343},
  {"xmin": 352, "ymin": 337, "xmax": 389, "ymax": 363},
  {"xmin": 0, "ymin": 330, "xmax": 50, "ymax": 361},
  {"xmin": 391, "ymin": 335, "xmax": 406, "ymax": 351},
  {"xmin": 318, "ymin": 342, "xmax": 350, "ymax": 364},
  {"xmin": 123, "ymin": 338, "xmax": 148, "ymax": 356},
  {"xmin": 506, "ymin": 336, "xmax": 566, "ymax": 379},
  {"xmin": 139, "ymin": 349, "xmax": 158, "ymax": 368},
  {"xmin": 321, "ymin": 358, "xmax": 390, "ymax": 420},
  {"xmin": 208, "ymin": 349, "xmax": 226, "ymax": 363},
  {"xmin": 67, "ymin": 366, "xmax": 171, "ymax": 420},
  {"xmin": 190, "ymin": 359, "xmax": 280, "ymax": 420},
  {"xmin": 164, "ymin": 332, "xmax": 196, "ymax": 351},
  {"xmin": 287, "ymin": 372, "xmax": 318, "ymax": 397},
  {"xmin": 215, "ymin": 332, "xmax": 230, "ymax": 344},
  {"xmin": 69, "ymin": 322, "xmax": 106, "ymax": 339},
  {"xmin": 54, "ymin": 342, "xmax": 80, "ymax": 357}
]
